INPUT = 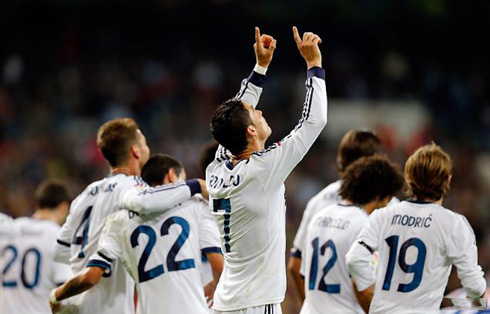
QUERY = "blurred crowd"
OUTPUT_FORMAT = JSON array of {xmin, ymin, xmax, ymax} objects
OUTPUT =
[{"xmin": 0, "ymin": 1, "xmax": 489, "ymax": 312}]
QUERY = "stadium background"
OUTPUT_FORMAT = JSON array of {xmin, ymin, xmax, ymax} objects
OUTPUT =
[{"xmin": 0, "ymin": 0, "xmax": 489, "ymax": 312}]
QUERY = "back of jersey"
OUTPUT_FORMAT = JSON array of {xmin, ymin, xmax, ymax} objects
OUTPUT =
[
  {"xmin": 301, "ymin": 204, "xmax": 366, "ymax": 314},
  {"xmin": 364, "ymin": 201, "xmax": 485, "ymax": 313},
  {"xmin": 56, "ymin": 174, "xmax": 137, "ymax": 314},
  {"xmin": 92, "ymin": 196, "xmax": 215, "ymax": 314},
  {"xmin": 0, "ymin": 217, "xmax": 72, "ymax": 314}
]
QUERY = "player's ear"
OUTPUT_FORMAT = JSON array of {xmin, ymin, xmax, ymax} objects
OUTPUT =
[
  {"xmin": 131, "ymin": 144, "xmax": 141, "ymax": 159},
  {"xmin": 164, "ymin": 168, "xmax": 178, "ymax": 184},
  {"xmin": 246, "ymin": 125, "xmax": 257, "ymax": 137}
]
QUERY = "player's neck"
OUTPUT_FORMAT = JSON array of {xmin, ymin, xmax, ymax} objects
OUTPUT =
[
  {"xmin": 32, "ymin": 209, "xmax": 62, "ymax": 226},
  {"xmin": 233, "ymin": 138, "xmax": 265, "ymax": 162},
  {"xmin": 413, "ymin": 197, "xmax": 443, "ymax": 206},
  {"xmin": 110, "ymin": 161, "xmax": 140, "ymax": 177}
]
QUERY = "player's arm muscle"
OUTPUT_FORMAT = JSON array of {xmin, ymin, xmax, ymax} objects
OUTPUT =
[
  {"xmin": 206, "ymin": 252, "xmax": 224, "ymax": 284},
  {"xmin": 53, "ymin": 267, "xmax": 104, "ymax": 302},
  {"xmin": 352, "ymin": 280, "xmax": 374, "ymax": 313},
  {"xmin": 287, "ymin": 256, "xmax": 305, "ymax": 301}
]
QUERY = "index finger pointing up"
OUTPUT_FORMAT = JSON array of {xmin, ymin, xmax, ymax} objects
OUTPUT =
[
  {"xmin": 255, "ymin": 27, "xmax": 262, "ymax": 48},
  {"xmin": 292, "ymin": 26, "xmax": 302, "ymax": 47}
]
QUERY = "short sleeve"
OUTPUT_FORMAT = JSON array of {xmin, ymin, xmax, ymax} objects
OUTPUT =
[
  {"xmin": 291, "ymin": 199, "xmax": 317, "ymax": 258},
  {"xmin": 86, "ymin": 213, "xmax": 123, "ymax": 273},
  {"xmin": 357, "ymin": 208, "xmax": 383, "ymax": 251},
  {"xmin": 52, "ymin": 262, "xmax": 73, "ymax": 285},
  {"xmin": 198, "ymin": 200, "xmax": 222, "ymax": 255}
]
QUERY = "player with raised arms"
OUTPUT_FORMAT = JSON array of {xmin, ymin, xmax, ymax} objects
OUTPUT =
[
  {"xmin": 289, "ymin": 129, "xmax": 383, "ymax": 301},
  {"xmin": 346, "ymin": 143, "xmax": 487, "ymax": 313},
  {"xmin": 50, "ymin": 118, "xmax": 207, "ymax": 313},
  {"xmin": 51, "ymin": 154, "xmax": 223, "ymax": 313},
  {"xmin": 0, "ymin": 180, "xmax": 73, "ymax": 314},
  {"xmin": 300, "ymin": 155, "xmax": 403, "ymax": 314},
  {"xmin": 207, "ymin": 27, "xmax": 327, "ymax": 313}
]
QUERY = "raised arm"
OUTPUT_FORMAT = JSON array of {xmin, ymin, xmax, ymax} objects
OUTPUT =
[
  {"xmin": 214, "ymin": 27, "xmax": 276, "ymax": 162},
  {"xmin": 254, "ymin": 27, "xmax": 327, "ymax": 188}
]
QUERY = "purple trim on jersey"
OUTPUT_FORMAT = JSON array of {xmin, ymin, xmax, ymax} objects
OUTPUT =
[
  {"xmin": 201, "ymin": 247, "xmax": 222, "ymax": 255},
  {"xmin": 86, "ymin": 259, "xmax": 111, "ymax": 270},
  {"xmin": 247, "ymin": 71, "xmax": 266, "ymax": 87},
  {"xmin": 307, "ymin": 67, "xmax": 325, "ymax": 80},
  {"xmin": 290, "ymin": 247, "xmax": 302, "ymax": 259},
  {"xmin": 185, "ymin": 179, "xmax": 201, "ymax": 196}
]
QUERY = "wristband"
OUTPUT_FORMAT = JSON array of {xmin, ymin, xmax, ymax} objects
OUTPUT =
[
  {"xmin": 253, "ymin": 64, "xmax": 268, "ymax": 75},
  {"xmin": 50, "ymin": 289, "xmax": 60, "ymax": 305}
]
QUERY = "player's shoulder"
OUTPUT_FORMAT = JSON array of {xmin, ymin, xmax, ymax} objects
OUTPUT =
[
  {"xmin": 15, "ymin": 217, "xmax": 60, "ymax": 236},
  {"xmin": 305, "ymin": 180, "xmax": 342, "ymax": 213}
]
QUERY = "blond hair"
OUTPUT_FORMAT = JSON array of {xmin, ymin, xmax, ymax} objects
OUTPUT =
[
  {"xmin": 404, "ymin": 143, "xmax": 452, "ymax": 201},
  {"xmin": 97, "ymin": 118, "xmax": 140, "ymax": 167}
]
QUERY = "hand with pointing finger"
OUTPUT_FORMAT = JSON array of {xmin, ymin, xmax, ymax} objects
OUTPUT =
[
  {"xmin": 292, "ymin": 26, "xmax": 322, "ymax": 69},
  {"xmin": 254, "ymin": 27, "xmax": 277, "ymax": 68}
]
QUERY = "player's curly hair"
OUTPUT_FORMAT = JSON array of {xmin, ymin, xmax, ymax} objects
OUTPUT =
[
  {"xmin": 337, "ymin": 130, "xmax": 381, "ymax": 175},
  {"xmin": 340, "ymin": 154, "xmax": 403, "ymax": 205},
  {"xmin": 210, "ymin": 99, "xmax": 252, "ymax": 156},
  {"xmin": 404, "ymin": 143, "xmax": 452, "ymax": 201}
]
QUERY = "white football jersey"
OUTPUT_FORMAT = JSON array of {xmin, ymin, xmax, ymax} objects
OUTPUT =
[
  {"xmin": 291, "ymin": 180, "xmax": 342, "ymax": 259},
  {"xmin": 89, "ymin": 196, "xmax": 221, "ymax": 314},
  {"xmin": 207, "ymin": 68, "xmax": 327, "ymax": 311},
  {"xmin": 346, "ymin": 200, "xmax": 486, "ymax": 314},
  {"xmin": 300, "ymin": 204, "xmax": 367, "ymax": 314},
  {"xmin": 54, "ymin": 174, "xmax": 196, "ymax": 314},
  {"xmin": 0, "ymin": 213, "xmax": 19, "ymax": 238},
  {"xmin": 0, "ymin": 217, "xmax": 72, "ymax": 314},
  {"xmin": 292, "ymin": 181, "xmax": 400, "ymax": 260}
]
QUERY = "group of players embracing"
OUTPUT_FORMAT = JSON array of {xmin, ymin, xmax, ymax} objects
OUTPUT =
[{"xmin": 0, "ymin": 26, "xmax": 486, "ymax": 314}]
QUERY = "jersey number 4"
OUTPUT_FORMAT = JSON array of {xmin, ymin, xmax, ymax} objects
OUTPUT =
[
  {"xmin": 308, "ymin": 238, "xmax": 340, "ymax": 293},
  {"xmin": 72, "ymin": 206, "xmax": 93, "ymax": 258},
  {"xmin": 382, "ymin": 235, "xmax": 427, "ymax": 293},
  {"xmin": 131, "ymin": 216, "xmax": 195, "ymax": 283}
]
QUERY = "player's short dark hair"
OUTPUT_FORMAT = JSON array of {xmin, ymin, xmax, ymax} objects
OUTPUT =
[
  {"xmin": 141, "ymin": 154, "xmax": 183, "ymax": 187},
  {"xmin": 97, "ymin": 118, "xmax": 140, "ymax": 167},
  {"xmin": 404, "ymin": 143, "xmax": 452, "ymax": 201},
  {"xmin": 337, "ymin": 130, "xmax": 381, "ymax": 175},
  {"xmin": 340, "ymin": 155, "xmax": 403, "ymax": 205},
  {"xmin": 210, "ymin": 99, "xmax": 252, "ymax": 156},
  {"xmin": 35, "ymin": 180, "xmax": 71, "ymax": 210},
  {"xmin": 199, "ymin": 141, "xmax": 219, "ymax": 176}
]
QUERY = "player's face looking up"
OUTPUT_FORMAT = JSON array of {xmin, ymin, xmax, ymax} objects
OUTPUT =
[{"xmin": 243, "ymin": 101, "xmax": 271, "ymax": 144}]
